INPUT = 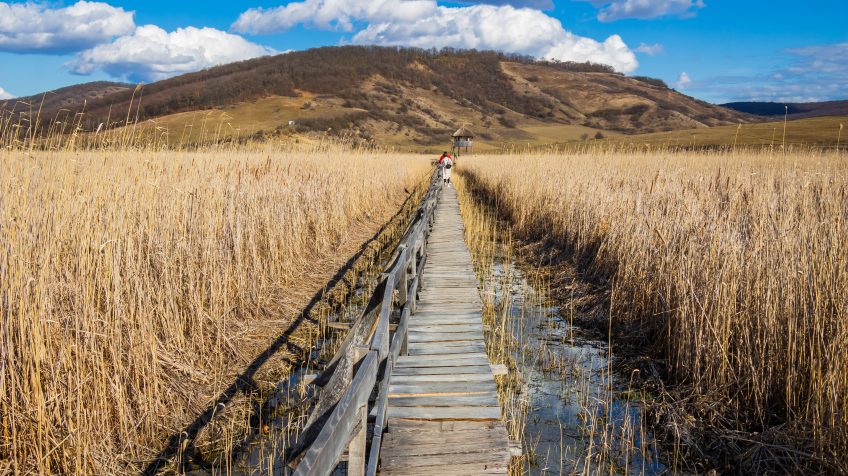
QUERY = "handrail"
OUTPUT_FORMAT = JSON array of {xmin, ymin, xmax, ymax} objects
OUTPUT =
[{"xmin": 292, "ymin": 170, "xmax": 442, "ymax": 476}]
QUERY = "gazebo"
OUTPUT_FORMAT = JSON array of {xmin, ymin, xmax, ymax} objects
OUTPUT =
[{"xmin": 451, "ymin": 126, "xmax": 474, "ymax": 157}]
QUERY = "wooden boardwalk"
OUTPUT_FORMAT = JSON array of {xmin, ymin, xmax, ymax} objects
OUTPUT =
[{"xmin": 379, "ymin": 187, "xmax": 512, "ymax": 475}]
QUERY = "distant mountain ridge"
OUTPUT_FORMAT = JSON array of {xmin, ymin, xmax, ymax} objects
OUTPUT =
[
  {"xmin": 722, "ymin": 100, "xmax": 848, "ymax": 119},
  {"xmin": 2, "ymin": 46, "xmax": 750, "ymax": 146},
  {"xmin": 2, "ymin": 81, "xmax": 130, "ymax": 113}
]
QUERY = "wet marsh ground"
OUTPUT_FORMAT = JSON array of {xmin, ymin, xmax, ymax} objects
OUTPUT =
[{"xmin": 456, "ymin": 174, "xmax": 671, "ymax": 475}]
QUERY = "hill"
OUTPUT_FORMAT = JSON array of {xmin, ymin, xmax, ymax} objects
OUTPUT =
[
  {"xmin": 723, "ymin": 100, "xmax": 848, "ymax": 120},
  {"xmin": 1, "ymin": 81, "xmax": 130, "ymax": 113},
  {"xmin": 2, "ymin": 46, "xmax": 750, "ymax": 149}
]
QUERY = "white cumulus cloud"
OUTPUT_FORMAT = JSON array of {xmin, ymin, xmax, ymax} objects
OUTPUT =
[
  {"xmin": 635, "ymin": 42, "xmax": 664, "ymax": 55},
  {"xmin": 456, "ymin": 0, "xmax": 554, "ymax": 8},
  {"xmin": 233, "ymin": 1, "xmax": 638, "ymax": 73},
  {"xmin": 674, "ymin": 71, "xmax": 691, "ymax": 89},
  {"xmin": 0, "ymin": 1, "xmax": 134, "ymax": 54},
  {"xmin": 68, "ymin": 25, "xmax": 277, "ymax": 82},
  {"xmin": 0, "ymin": 86, "xmax": 14, "ymax": 99},
  {"xmin": 233, "ymin": 0, "xmax": 438, "ymax": 33},
  {"xmin": 582, "ymin": 0, "xmax": 704, "ymax": 22}
]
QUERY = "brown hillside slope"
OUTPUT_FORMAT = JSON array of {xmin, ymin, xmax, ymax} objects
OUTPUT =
[
  {"xmin": 503, "ymin": 62, "xmax": 744, "ymax": 131},
  {"xmin": 2, "ymin": 46, "xmax": 751, "ymax": 147},
  {"xmin": 0, "ymin": 81, "xmax": 130, "ymax": 114}
]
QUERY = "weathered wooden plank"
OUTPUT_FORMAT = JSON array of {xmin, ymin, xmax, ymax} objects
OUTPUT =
[
  {"xmin": 416, "ymin": 299, "xmax": 479, "ymax": 304},
  {"xmin": 415, "ymin": 306, "xmax": 483, "ymax": 313},
  {"xmin": 392, "ymin": 365, "xmax": 492, "ymax": 376},
  {"xmin": 424, "ymin": 260, "xmax": 474, "ymax": 264},
  {"xmin": 395, "ymin": 353, "xmax": 490, "ymax": 363},
  {"xmin": 418, "ymin": 289, "xmax": 480, "ymax": 295},
  {"xmin": 386, "ymin": 419, "xmax": 505, "ymax": 433},
  {"xmin": 409, "ymin": 334, "xmax": 484, "ymax": 344},
  {"xmin": 407, "ymin": 340, "xmax": 486, "ymax": 348},
  {"xmin": 411, "ymin": 317, "xmax": 482, "ymax": 326},
  {"xmin": 411, "ymin": 315, "xmax": 482, "ymax": 322},
  {"xmin": 406, "ymin": 336, "xmax": 486, "ymax": 345},
  {"xmin": 388, "ymin": 381, "xmax": 497, "ymax": 396},
  {"xmin": 376, "ymin": 463, "xmax": 507, "ymax": 475},
  {"xmin": 391, "ymin": 370, "xmax": 493, "ymax": 382},
  {"xmin": 382, "ymin": 425, "xmax": 506, "ymax": 445},
  {"xmin": 408, "ymin": 346, "xmax": 487, "ymax": 356},
  {"xmin": 408, "ymin": 324, "xmax": 483, "ymax": 333},
  {"xmin": 395, "ymin": 354, "xmax": 489, "ymax": 367},
  {"xmin": 382, "ymin": 441, "xmax": 508, "ymax": 458},
  {"xmin": 416, "ymin": 298, "xmax": 482, "ymax": 305},
  {"xmin": 387, "ymin": 405, "xmax": 501, "ymax": 420},
  {"xmin": 411, "ymin": 319, "xmax": 482, "ymax": 327},
  {"xmin": 413, "ymin": 310, "xmax": 481, "ymax": 316},
  {"xmin": 381, "ymin": 437, "xmax": 509, "ymax": 456},
  {"xmin": 382, "ymin": 450, "xmax": 510, "ymax": 467},
  {"xmin": 419, "ymin": 282, "xmax": 478, "ymax": 288},
  {"xmin": 421, "ymin": 271, "xmax": 476, "ymax": 276},
  {"xmin": 490, "ymin": 364, "xmax": 508, "ymax": 376},
  {"xmin": 387, "ymin": 393, "xmax": 499, "ymax": 407},
  {"xmin": 422, "ymin": 268, "xmax": 475, "ymax": 273},
  {"xmin": 415, "ymin": 302, "xmax": 483, "ymax": 309},
  {"xmin": 409, "ymin": 326, "xmax": 484, "ymax": 336}
]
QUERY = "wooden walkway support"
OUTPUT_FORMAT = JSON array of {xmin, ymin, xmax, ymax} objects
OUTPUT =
[
  {"xmin": 290, "ymin": 175, "xmax": 512, "ymax": 476},
  {"xmin": 379, "ymin": 187, "xmax": 511, "ymax": 475}
]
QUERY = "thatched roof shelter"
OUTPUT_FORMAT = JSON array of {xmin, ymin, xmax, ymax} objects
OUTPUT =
[{"xmin": 452, "ymin": 126, "xmax": 474, "ymax": 139}]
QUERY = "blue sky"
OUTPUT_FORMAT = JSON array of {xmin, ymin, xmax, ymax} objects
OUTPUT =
[{"xmin": 0, "ymin": 0, "xmax": 846, "ymax": 104}]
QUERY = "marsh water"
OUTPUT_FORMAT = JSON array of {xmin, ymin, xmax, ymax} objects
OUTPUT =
[{"xmin": 487, "ymin": 259, "xmax": 667, "ymax": 475}]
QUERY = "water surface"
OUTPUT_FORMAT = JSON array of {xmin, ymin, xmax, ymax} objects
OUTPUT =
[{"xmin": 488, "ymin": 260, "xmax": 667, "ymax": 475}]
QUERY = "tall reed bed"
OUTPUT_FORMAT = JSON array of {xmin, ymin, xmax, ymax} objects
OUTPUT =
[
  {"xmin": 0, "ymin": 149, "xmax": 430, "ymax": 474},
  {"xmin": 459, "ymin": 149, "xmax": 848, "ymax": 469}
]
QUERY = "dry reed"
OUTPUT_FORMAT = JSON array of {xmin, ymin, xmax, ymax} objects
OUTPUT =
[
  {"xmin": 459, "ymin": 149, "xmax": 848, "ymax": 470},
  {"xmin": 0, "ymin": 148, "xmax": 429, "ymax": 474}
]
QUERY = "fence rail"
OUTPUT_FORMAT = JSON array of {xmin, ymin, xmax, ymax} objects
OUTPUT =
[{"xmin": 291, "ymin": 170, "xmax": 442, "ymax": 476}]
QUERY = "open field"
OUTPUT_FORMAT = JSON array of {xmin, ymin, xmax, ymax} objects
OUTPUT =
[
  {"xmin": 459, "ymin": 150, "xmax": 848, "ymax": 471},
  {"xmin": 0, "ymin": 148, "xmax": 430, "ymax": 474},
  {"xmin": 605, "ymin": 115, "xmax": 847, "ymax": 148}
]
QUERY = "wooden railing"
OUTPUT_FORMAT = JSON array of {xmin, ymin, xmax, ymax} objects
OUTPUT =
[{"xmin": 292, "ymin": 170, "xmax": 442, "ymax": 476}]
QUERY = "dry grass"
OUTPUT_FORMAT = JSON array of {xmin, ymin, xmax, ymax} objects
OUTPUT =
[
  {"xmin": 605, "ymin": 115, "xmax": 848, "ymax": 149},
  {"xmin": 0, "ymin": 147, "xmax": 430, "ymax": 474},
  {"xmin": 459, "ymin": 149, "xmax": 848, "ymax": 470}
]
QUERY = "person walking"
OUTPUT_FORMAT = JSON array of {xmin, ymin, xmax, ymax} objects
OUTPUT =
[{"xmin": 438, "ymin": 151, "xmax": 454, "ymax": 186}]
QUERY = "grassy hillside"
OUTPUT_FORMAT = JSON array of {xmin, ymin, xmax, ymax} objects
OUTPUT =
[
  {"xmin": 1, "ymin": 46, "xmax": 750, "ymax": 149},
  {"xmin": 0, "ymin": 81, "xmax": 129, "ymax": 113},
  {"xmin": 605, "ymin": 115, "xmax": 846, "ymax": 148}
]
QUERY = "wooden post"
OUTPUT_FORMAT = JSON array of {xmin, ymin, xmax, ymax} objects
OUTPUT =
[
  {"xmin": 350, "ymin": 345, "xmax": 369, "ymax": 378},
  {"xmin": 396, "ymin": 245, "xmax": 408, "ymax": 305},
  {"xmin": 347, "ymin": 345, "xmax": 369, "ymax": 476},
  {"xmin": 399, "ymin": 305, "xmax": 410, "ymax": 357},
  {"xmin": 400, "ymin": 331, "xmax": 408, "ymax": 357},
  {"xmin": 347, "ymin": 405, "xmax": 367, "ymax": 476}
]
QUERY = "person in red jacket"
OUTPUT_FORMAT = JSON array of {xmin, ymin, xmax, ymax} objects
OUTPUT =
[{"xmin": 438, "ymin": 151, "xmax": 454, "ymax": 186}]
